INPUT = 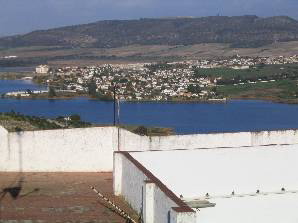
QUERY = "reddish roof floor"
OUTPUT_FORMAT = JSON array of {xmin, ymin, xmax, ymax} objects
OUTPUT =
[{"xmin": 0, "ymin": 172, "xmax": 138, "ymax": 223}]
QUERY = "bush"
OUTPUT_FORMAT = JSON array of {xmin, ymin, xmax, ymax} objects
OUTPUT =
[
  {"xmin": 15, "ymin": 127, "xmax": 23, "ymax": 132},
  {"xmin": 70, "ymin": 114, "xmax": 81, "ymax": 121},
  {"xmin": 48, "ymin": 87, "xmax": 56, "ymax": 97},
  {"xmin": 133, "ymin": 126, "xmax": 148, "ymax": 136}
]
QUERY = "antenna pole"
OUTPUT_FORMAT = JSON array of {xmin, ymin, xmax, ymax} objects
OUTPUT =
[{"xmin": 113, "ymin": 84, "xmax": 116, "ymax": 126}]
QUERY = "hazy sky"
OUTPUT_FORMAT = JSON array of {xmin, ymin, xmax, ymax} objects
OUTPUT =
[{"xmin": 0, "ymin": 0, "xmax": 297, "ymax": 37}]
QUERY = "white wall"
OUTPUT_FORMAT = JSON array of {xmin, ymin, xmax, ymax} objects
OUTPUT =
[
  {"xmin": 113, "ymin": 152, "xmax": 148, "ymax": 217},
  {"xmin": 1, "ymin": 125, "xmax": 298, "ymax": 172},
  {"xmin": 0, "ymin": 127, "xmax": 117, "ymax": 172},
  {"xmin": 113, "ymin": 152, "xmax": 196, "ymax": 223},
  {"xmin": 0, "ymin": 126, "xmax": 8, "ymax": 150},
  {"xmin": 119, "ymin": 129, "xmax": 298, "ymax": 151}
]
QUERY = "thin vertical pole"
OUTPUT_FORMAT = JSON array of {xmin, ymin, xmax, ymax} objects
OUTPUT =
[
  {"xmin": 117, "ymin": 98, "xmax": 121, "ymax": 151},
  {"xmin": 113, "ymin": 85, "xmax": 116, "ymax": 126},
  {"xmin": 117, "ymin": 99, "xmax": 120, "ymax": 125}
]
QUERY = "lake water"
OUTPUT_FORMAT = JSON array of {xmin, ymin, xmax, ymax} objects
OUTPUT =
[
  {"xmin": 1, "ymin": 80, "xmax": 298, "ymax": 134},
  {"xmin": 0, "ymin": 66, "xmax": 35, "ymax": 73},
  {"xmin": 0, "ymin": 79, "xmax": 46, "ymax": 94}
]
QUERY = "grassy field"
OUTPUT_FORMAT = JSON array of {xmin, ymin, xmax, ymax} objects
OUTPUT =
[
  {"xmin": 0, "ymin": 112, "xmax": 174, "ymax": 135},
  {"xmin": 0, "ymin": 112, "xmax": 92, "ymax": 132},
  {"xmin": 218, "ymin": 79, "xmax": 298, "ymax": 102},
  {"xmin": 194, "ymin": 64, "xmax": 298, "ymax": 79},
  {"xmin": 1, "ymin": 41, "xmax": 298, "ymax": 66}
]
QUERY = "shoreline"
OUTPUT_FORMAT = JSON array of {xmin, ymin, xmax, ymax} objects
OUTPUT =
[
  {"xmin": 3, "ymin": 95, "xmax": 298, "ymax": 105},
  {"xmin": 230, "ymin": 96, "xmax": 298, "ymax": 105},
  {"xmin": 1, "ymin": 79, "xmax": 298, "ymax": 105},
  {"xmin": 2, "ymin": 88, "xmax": 298, "ymax": 104},
  {"xmin": 2, "ymin": 93, "xmax": 228, "ymax": 103}
]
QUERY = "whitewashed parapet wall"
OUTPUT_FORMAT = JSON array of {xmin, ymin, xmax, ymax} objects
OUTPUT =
[
  {"xmin": 0, "ymin": 126, "xmax": 9, "ymax": 155},
  {"xmin": 119, "ymin": 128, "xmax": 298, "ymax": 151},
  {"xmin": 0, "ymin": 127, "xmax": 118, "ymax": 172},
  {"xmin": 113, "ymin": 152, "xmax": 196, "ymax": 223},
  {"xmin": 1, "ymin": 125, "xmax": 298, "ymax": 172}
]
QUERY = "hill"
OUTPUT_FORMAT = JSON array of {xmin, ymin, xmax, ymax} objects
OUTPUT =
[{"xmin": 1, "ymin": 15, "xmax": 298, "ymax": 49}]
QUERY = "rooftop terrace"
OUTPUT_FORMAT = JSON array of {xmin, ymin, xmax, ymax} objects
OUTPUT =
[{"xmin": 0, "ymin": 172, "xmax": 137, "ymax": 223}]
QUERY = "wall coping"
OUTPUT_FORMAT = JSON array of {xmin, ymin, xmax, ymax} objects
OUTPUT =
[
  {"xmin": 117, "ymin": 151, "xmax": 194, "ymax": 213},
  {"xmin": 1, "ymin": 124, "xmax": 298, "ymax": 138}
]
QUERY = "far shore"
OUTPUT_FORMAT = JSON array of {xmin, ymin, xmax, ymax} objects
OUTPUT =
[
  {"xmin": 2, "ymin": 93, "xmax": 229, "ymax": 103},
  {"xmin": 1, "ymin": 78, "xmax": 298, "ymax": 105},
  {"xmin": 4, "ymin": 93, "xmax": 298, "ymax": 105}
]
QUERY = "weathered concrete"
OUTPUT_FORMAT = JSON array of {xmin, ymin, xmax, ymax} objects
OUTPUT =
[
  {"xmin": 113, "ymin": 152, "xmax": 195, "ymax": 223},
  {"xmin": 119, "ymin": 128, "xmax": 298, "ymax": 151},
  {"xmin": 0, "ymin": 127, "xmax": 117, "ymax": 172},
  {"xmin": 1, "ymin": 126, "xmax": 298, "ymax": 172}
]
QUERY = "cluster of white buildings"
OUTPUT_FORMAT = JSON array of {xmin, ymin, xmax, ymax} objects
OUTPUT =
[
  {"xmin": 48, "ymin": 64, "xmax": 219, "ymax": 101},
  {"xmin": 36, "ymin": 54, "xmax": 298, "ymax": 101},
  {"xmin": 190, "ymin": 54, "xmax": 298, "ymax": 68}
]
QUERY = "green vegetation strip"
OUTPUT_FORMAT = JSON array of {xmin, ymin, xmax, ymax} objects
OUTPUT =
[{"xmin": 218, "ymin": 80, "xmax": 298, "ymax": 102}]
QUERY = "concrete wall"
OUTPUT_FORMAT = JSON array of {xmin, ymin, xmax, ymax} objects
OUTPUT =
[
  {"xmin": 119, "ymin": 129, "xmax": 298, "ymax": 151},
  {"xmin": 171, "ymin": 211, "xmax": 197, "ymax": 223},
  {"xmin": 113, "ymin": 152, "xmax": 196, "ymax": 223},
  {"xmin": 114, "ymin": 152, "xmax": 147, "ymax": 214},
  {"xmin": 1, "ymin": 125, "xmax": 298, "ymax": 172},
  {"xmin": 0, "ymin": 126, "xmax": 8, "ymax": 149},
  {"xmin": 0, "ymin": 127, "xmax": 117, "ymax": 172}
]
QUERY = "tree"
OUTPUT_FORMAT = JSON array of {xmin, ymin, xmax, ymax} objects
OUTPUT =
[
  {"xmin": 48, "ymin": 87, "xmax": 56, "ymax": 98},
  {"xmin": 87, "ymin": 80, "xmax": 97, "ymax": 97},
  {"xmin": 134, "ymin": 126, "xmax": 148, "ymax": 136},
  {"xmin": 70, "ymin": 114, "xmax": 81, "ymax": 121},
  {"xmin": 211, "ymin": 87, "xmax": 218, "ymax": 96},
  {"xmin": 187, "ymin": 84, "xmax": 201, "ymax": 94}
]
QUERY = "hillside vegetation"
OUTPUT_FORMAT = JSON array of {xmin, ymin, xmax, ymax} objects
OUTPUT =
[{"xmin": 1, "ymin": 16, "xmax": 298, "ymax": 49}]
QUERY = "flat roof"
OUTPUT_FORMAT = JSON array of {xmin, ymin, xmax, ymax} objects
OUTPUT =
[
  {"xmin": 197, "ymin": 193, "xmax": 298, "ymax": 223},
  {"xmin": 130, "ymin": 145, "xmax": 298, "ymax": 222},
  {"xmin": 130, "ymin": 144, "xmax": 298, "ymax": 198}
]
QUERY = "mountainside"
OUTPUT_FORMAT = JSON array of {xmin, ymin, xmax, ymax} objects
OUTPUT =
[{"xmin": 1, "ymin": 16, "xmax": 298, "ymax": 49}]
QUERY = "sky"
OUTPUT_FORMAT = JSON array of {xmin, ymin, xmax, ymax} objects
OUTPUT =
[{"xmin": 0, "ymin": 0, "xmax": 297, "ymax": 37}]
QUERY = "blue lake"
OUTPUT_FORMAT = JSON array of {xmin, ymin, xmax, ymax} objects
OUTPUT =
[
  {"xmin": 0, "ymin": 79, "xmax": 46, "ymax": 94},
  {"xmin": 0, "ymin": 66, "xmax": 35, "ymax": 72},
  {"xmin": 1, "ymin": 80, "xmax": 298, "ymax": 134}
]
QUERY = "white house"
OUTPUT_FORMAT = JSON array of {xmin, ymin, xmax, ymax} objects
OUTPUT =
[{"xmin": 36, "ymin": 65, "xmax": 50, "ymax": 74}]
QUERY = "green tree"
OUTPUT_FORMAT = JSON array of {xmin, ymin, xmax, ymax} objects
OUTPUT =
[
  {"xmin": 187, "ymin": 84, "xmax": 201, "ymax": 94},
  {"xmin": 134, "ymin": 126, "xmax": 148, "ymax": 136},
  {"xmin": 211, "ymin": 87, "xmax": 218, "ymax": 96},
  {"xmin": 87, "ymin": 80, "xmax": 97, "ymax": 97},
  {"xmin": 70, "ymin": 114, "xmax": 81, "ymax": 121},
  {"xmin": 48, "ymin": 87, "xmax": 56, "ymax": 98}
]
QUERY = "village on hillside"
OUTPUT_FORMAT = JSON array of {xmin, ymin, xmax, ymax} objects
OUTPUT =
[{"xmin": 4, "ymin": 54, "xmax": 298, "ymax": 101}]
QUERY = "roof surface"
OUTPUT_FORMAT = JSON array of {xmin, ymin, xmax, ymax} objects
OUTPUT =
[
  {"xmin": 130, "ymin": 145, "xmax": 298, "ymax": 222},
  {"xmin": 197, "ymin": 193, "xmax": 298, "ymax": 223}
]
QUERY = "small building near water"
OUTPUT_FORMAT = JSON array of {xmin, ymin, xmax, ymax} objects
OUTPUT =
[{"xmin": 36, "ymin": 65, "xmax": 50, "ymax": 74}]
